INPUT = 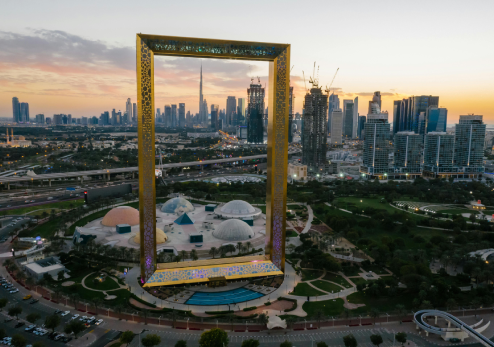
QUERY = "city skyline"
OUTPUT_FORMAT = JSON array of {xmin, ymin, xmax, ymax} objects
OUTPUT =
[{"xmin": 0, "ymin": 0, "xmax": 493, "ymax": 123}]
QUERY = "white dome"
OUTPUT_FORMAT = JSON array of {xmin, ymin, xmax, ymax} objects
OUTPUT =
[
  {"xmin": 213, "ymin": 219, "xmax": 254, "ymax": 241},
  {"xmin": 161, "ymin": 197, "xmax": 194, "ymax": 214},
  {"xmin": 220, "ymin": 200, "xmax": 256, "ymax": 215}
]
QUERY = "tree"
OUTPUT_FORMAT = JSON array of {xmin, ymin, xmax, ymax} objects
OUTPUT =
[
  {"xmin": 199, "ymin": 328, "xmax": 229, "ymax": 347},
  {"xmin": 395, "ymin": 304, "xmax": 406, "ymax": 321},
  {"xmin": 45, "ymin": 314, "xmax": 61, "ymax": 333},
  {"xmin": 241, "ymin": 339, "xmax": 259, "ymax": 347},
  {"xmin": 395, "ymin": 332, "xmax": 407, "ymax": 347},
  {"xmin": 0, "ymin": 298, "xmax": 7, "ymax": 311},
  {"xmin": 370, "ymin": 308, "xmax": 380, "ymax": 325},
  {"xmin": 209, "ymin": 247, "xmax": 218, "ymax": 259},
  {"xmin": 26, "ymin": 313, "xmax": 41, "ymax": 324},
  {"xmin": 141, "ymin": 334, "xmax": 161, "ymax": 347},
  {"xmin": 257, "ymin": 313, "xmax": 268, "ymax": 327},
  {"xmin": 0, "ymin": 328, "xmax": 5, "ymax": 340},
  {"xmin": 11, "ymin": 334, "xmax": 26, "ymax": 347},
  {"xmin": 175, "ymin": 340, "xmax": 187, "ymax": 347},
  {"xmin": 120, "ymin": 331, "xmax": 134, "ymax": 344},
  {"xmin": 370, "ymin": 334, "xmax": 383, "ymax": 347},
  {"xmin": 64, "ymin": 320, "xmax": 85, "ymax": 339},
  {"xmin": 57, "ymin": 270, "xmax": 65, "ymax": 281},
  {"xmin": 8, "ymin": 306, "xmax": 22, "ymax": 319},
  {"xmin": 343, "ymin": 334, "xmax": 358, "ymax": 347},
  {"xmin": 280, "ymin": 342, "xmax": 293, "ymax": 347},
  {"xmin": 313, "ymin": 309, "xmax": 324, "ymax": 328},
  {"xmin": 316, "ymin": 342, "xmax": 328, "ymax": 347}
]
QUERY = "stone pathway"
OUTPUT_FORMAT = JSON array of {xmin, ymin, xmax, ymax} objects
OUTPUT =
[{"xmin": 342, "ymin": 295, "xmax": 365, "ymax": 310}]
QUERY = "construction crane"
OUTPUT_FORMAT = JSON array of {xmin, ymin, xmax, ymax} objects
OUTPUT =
[
  {"xmin": 328, "ymin": 67, "xmax": 339, "ymax": 93},
  {"xmin": 302, "ymin": 71, "xmax": 307, "ymax": 91}
]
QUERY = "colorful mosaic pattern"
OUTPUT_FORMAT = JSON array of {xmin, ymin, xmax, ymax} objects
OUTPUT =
[{"xmin": 143, "ymin": 261, "xmax": 282, "ymax": 287}]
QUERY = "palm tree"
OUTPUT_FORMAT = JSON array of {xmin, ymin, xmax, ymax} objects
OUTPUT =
[
  {"xmin": 313, "ymin": 309, "xmax": 324, "ymax": 328},
  {"xmin": 91, "ymin": 298, "xmax": 102, "ymax": 315},
  {"xmin": 395, "ymin": 304, "xmax": 406, "ymax": 322},
  {"xmin": 257, "ymin": 313, "xmax": 268, "ymax": 328},
  {"xmin": 180, "ymin": 250, "xmax": 188, "ymax": 261},
  {"xmin": 209, "ymin": 247, "xmax": 218, "ymax": 259},
  {"xmin": 236, "ymin": 242, "xmax": 243, "ymax": 255},
  {"xmin": 25, "ymin": 277, "xmax": 35, "ymax": 290},
  {"xmin": 246, "ymin": 241, "xmax": 252, "ymax": 253},
  {"xmin": 190, "ymin": 249, "xmax": 198, "ymax": 261},
  {"xmin": 370, "ymin": 308, "xmax": 380, "ymax": 325},
  {"xmin": 115, "ymin": 304, "xmax": 124, "ymax": 320},
  {"xmin": 16, "ymin": 271, "xmax": 26, "ymax": 284}
]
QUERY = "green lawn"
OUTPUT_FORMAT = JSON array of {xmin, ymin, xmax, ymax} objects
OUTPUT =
[
  {"xmin": 84, "ymin": 273, "xmax": 121, "ymax": 291},
  {"xmin": 0, "ymin": 199, "xmax": 85, "ymax": 216},
  {"xmin": 350, "ymin": 278, "xmax": 376, "ymax": 287},
  {"xmin": 301, "ymin": 270, "xmax": 323, "ymax": 281},
  {"xmin": 342, "ymin": 266, "xmax": 361, "ymax": 276},
  {"xmin": 291, "ymin": 283, "xmax": 325, "ymax": 297},
  {"xmin": 323, "ymin": 273, "xmax": 353, "ymax": 288},
  {"xmin": 336, "ymin": 197, "xmax": 422, "ymax": 220},
  {"xmin": 311, "ymin": 280, "xmax": 345, "ymax": 293},
  {"xmin": 346, "ymin": 291, "xmax": 414, "ymax": 314},
  {"xmin": 302, "ymin": 298, "xmax": 344, "ymax": 317}
]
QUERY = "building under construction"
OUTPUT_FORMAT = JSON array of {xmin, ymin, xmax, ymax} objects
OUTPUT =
[
  {"xmin": 302, "ymin": 86, "xmax": 329, "ymax": 174},
  {"xmin": 247, "ymin": 79, "xmax": 265, "ymax": 144}
]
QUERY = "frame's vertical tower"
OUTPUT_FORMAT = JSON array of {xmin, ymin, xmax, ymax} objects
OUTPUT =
[
  {"xmin": 136, "ymin": 36, "xmax": 157, "ymax": 282},
  {"xmin": 266, "ymin": 47, "xmax": 290, "ymax": 272}
]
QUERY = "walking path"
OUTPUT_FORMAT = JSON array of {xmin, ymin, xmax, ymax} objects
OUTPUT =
[
  {"xmin": 301, "ymin": 205, "xmax": 314, "ymax": 234},
  {"xmin": 80, "ymin": 272, "xmax": 128, "ymax": 292}
]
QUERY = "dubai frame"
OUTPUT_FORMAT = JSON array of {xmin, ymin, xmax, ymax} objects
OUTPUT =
[{"xmin": 136, "ymin": 34, "xmax": 290, "ymax": 286}]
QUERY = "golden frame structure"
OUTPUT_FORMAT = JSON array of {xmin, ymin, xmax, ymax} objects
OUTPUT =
[{"xmin": 137, "ymin": 34, "xmax": 290, "ymax": 283}]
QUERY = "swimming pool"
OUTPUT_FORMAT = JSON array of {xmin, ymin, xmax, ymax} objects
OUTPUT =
[{"xmin": 185, "ymin": 287, "xmax": 263, "ymax": 306}]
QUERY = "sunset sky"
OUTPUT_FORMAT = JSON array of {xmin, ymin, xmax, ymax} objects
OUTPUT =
[{"xmin": 0, "ymin": 0, "xmax": 493, "ymax": 124}]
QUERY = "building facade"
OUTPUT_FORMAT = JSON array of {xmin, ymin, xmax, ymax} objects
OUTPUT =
[
  {"xmin": 178, "ymin": 103, "xmax": 186, "ymax": 127},
  {"xmin": 393, "ymin": 95, "xmax": 439, "ymax": 134},
  {"xmin": 210, "ymin": 104, "xmax": 219, "ymax": 131},
  {"xmin": 393, "ymin": 131, "xmax": 423, "ymax": 178},
  {"xmin": 454, "ymin": 115, "xmax": 486, "ymax": 178},
  {"xmin": 226, "ymin": 96, "xmax": 236, "ymax": 127},
  {"xmin": 12, "ymin": 97, "xmax": 20, "ymax": 123},
  {"xmin": 360, "ymin": 113, "xmax": 391, "ymax": 179},
  {"xmin": 327, "ymin": 93, "xmax": 340, "ymax": 134},
  {"xmin": 247, "ymin": 81, "xmax": 265, "ymax": 144},
  {"xmin": 425, "ymin": 107, "xmax": 447, "ymax": 133},
  {"xmin": 423, "ymin": 132, "xmax": 455, "ymax": 178},
  {"xmin": 330, "ymin": 109, "xmax": 343, "ymax": 145},
  {"xmin": 343, "ymin": 97, "xmax": 358, "ymax": 139},
  {"xmin": 302, "ymin": 87, "xmax": 329, "ymax": 174}
]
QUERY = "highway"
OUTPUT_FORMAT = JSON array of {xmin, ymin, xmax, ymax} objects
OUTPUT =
[
  {"xmin": 414, "ymin": 309, "xmax": 494, "ymax": 347},
  {"xmin": 0, "ymin": 151, "xmax": 299, "ymax": 185}
]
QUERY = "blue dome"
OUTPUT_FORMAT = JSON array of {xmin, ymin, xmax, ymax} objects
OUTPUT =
[{"xmin": 161, "ymin": 197, "xmax": 194, "ymax": 214}]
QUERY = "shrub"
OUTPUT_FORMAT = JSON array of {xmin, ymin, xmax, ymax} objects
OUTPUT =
[{"xmin": 243, "ymin": 306, "xmax": 257, "ymax": 312}]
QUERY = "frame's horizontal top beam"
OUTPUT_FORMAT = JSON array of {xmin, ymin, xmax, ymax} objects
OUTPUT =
[{"xmin": 138, "ymin": 34, "xmax": 289, "ymax": 61}]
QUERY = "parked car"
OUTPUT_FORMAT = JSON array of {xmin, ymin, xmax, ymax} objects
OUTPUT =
[
  {"xmin": 29, "ymin": 299, "xmax": 39, "ymax": 304},
  {"xmin": 70, "ymin": 314, "xmax": 79, "ymax": 320},
  {"xmin": 25, "ymin": 325, "xmax": 36, "ymax": 332},
  {"xmin": 23, "ymin": 295, "xmax": 32, "ymax": 300},
  {"xmin": 94, "ymin": 319, "xmax": 103, "ymax": 325},
  {"xmin": 14, "ymin": 322, "xmax": 25, "ymax": 328},
  {"xmin": 9, "ymin": 288, "xmax": 18, "ymax": 294},
  {"xmin": 61, "ymin": 311, "xmax": 70, "ymax": 316}
]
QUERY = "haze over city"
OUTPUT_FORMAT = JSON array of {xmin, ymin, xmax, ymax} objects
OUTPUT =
[{"xmin": 0, "ymin": 0, "xmax": 493, "ymax": 123}]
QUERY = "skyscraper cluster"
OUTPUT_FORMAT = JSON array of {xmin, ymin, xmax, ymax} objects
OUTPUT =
[
  {"xmin": 12, "ymin": 97, "xmax": 29, "ymax": 123},
  {"xmin": 392, "ymin": 95, "xmax": 446, "ymax": 135}
]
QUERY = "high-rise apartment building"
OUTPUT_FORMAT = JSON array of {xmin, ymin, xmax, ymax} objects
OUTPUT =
[
  {"xmin": 46, "ymin": 117, "xmax": 51, "ymax": 125},
  {"xmin": 330, "ymin": 109, "xmax": 343, "ymax": 145},
  {"xmin": 393, "ymin": 96, "xmax": 439, "ymax": 134},
  {"xmin": 67, "ymin": 114, "xmax": 72, "ymax": 125},
  {"xmin": 210, "ymin": 104, "xmax": 219, "ymax": 131},
  {"xmin": 132, "ymin": 103, "xmax": 137, "ymax": 123},
  {"xmin": 82, "ymin": 117, "xmax": 88, "ymax": 125},
  {"xmin": 454, "ymin": 115, "xmax": 486, "ymax": 178},
  {"xmin": 178, "ymin": 103, "xmax": 185, "ymax": 127},
  {"xmin": 423, "ymin": 132, "xmax": 455, "ymax": 178},
  {"xmin": 360, "ymin": 113, "xmax": 391, "ymax": 178},
  {"xmin": 302, "ymin": 87, "xmax": 329, "ymax": 173},
  {"xmin": 35, "ymin": 114, "xmax": 45, "ymax": 124},
  {"xmin": 247, "ymin": 81, "xmax": 265, "ymax": 144},
  {"xmin": 226, "ymin": 96, "xmax": 236, "ymax": 127},
  {"xmin": 357, "ymin": 116, "xmax": 366, "ymax": 140},
  {"xmin": 171, "ymin": 105, "xmax": 177, "ymax": 127},
  {"xmin": 20, "ymin": 102, "xmax": 29, "ymax": 123},
  {"xmin": 327, "ymin": 93, "xmax": 340, "ymax": 134},
  {"xmin": 12, "ymin": 97, "xmax": 20, "ymax": 123},
  {"xmin": 393, "ymin": 131, "xmax": 423, "ymax": 178},
  {"xmin": 425, "ymin": 107, "xmax": 447, "ymax": 133},
  {"xmin": 100, "ymin": 111, "xmax": 110, "ymax": 125},
  {"xmin": 53, "ymin": 114, "xmax": 63, "ymax": 125}
]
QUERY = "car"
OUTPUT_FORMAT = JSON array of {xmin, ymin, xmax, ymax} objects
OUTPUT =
[
  {"xmin": 23, "ymin": 295, "xmax": 32, "ymax": 300},
  {"xmin": 14, "ymin": 322, "xmax": 25, "ymax": 328},
  {"xmin": 30, "ymin": 200, "xmax": 35, "ymax": 203},
  {"xmin": 24, "ymin": 200, "xmax": 29, "ymax": 203},
  {"xmin": 79, "ymin": 316, "xmax": 87, "ymax": 321},
  {"xmin": 25, "ymin": 325, "xmax": 36, "ymax": 332},
  {"xmin": 54, "ymin": 309, "xmax": 62, "ymax": 314},
  {"xmin": 9, "ymin": 289, "xmax": 18, "ymax": 294},
  {"xmin": 94, "ymin": 319, "xmax": 103, "ymax": 325},
  {"xmin": 39, "ymin": 330, "xmax": 48, "ymax": 336},
  {"xmin": 86, "ymin": 317, "xmax": 95, "ymax": 324},
  {"xmin": 61, "ymin": 311, "xmax": 70, "ymax": 316},
  {"xmin": 54, "ymin": 334, "xmax": 64, "ymax": 341},
  {"xmin": 70, "ymin": 314, "xmax": 79, "ymax": 320},
  {"xmin": 29, "ymin": 299, "xmax": 39, "ymax": 304},
  {"xmin": 7, "ymin": 205, "xmax": 11, "ymax": 208}
]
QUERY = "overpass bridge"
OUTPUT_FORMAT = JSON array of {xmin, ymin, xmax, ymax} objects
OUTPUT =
[
  {"xmin": 0, "ymin": 151, "xmax": 301, "ymax": 189},
  {"xmin": 414, "ymin": 309, "xmax": 493, "ymax": 346}
]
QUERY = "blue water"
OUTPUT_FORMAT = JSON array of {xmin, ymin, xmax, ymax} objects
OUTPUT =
[{"xmin": 186, "ymin": 288, "xmax": 263, "ymax": 306}]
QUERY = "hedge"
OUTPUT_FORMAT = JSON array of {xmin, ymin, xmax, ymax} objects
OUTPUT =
[
  {"xmin": 205, "ymin": 310, "xmax": 233, "ymax": 315},
  {"xmin": 243, "ymin": 306, "xmax": 257, "ymax": 311}
]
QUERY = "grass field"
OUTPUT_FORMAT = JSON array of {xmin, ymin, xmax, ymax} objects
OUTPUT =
[
  {"xmin": 323, "ymin": 273, "xmax": 353, "ymax": 288},
  {"xmin": 350, "ymin": 278, "xmax": 376, "ymax": 287},
  {"xmin": 346, "ymin": 291, "xmax": 414, "ymax": 314},
  {"xmin": 84, "ymin": 272, "xmax": 121, "ymax": 291},
  {"xmin": 0, "ymin": 199, "xmax": 85, "ymax": 216},
  {"xmin": 302, "ymin": 298, "xmax": 344, "ymax": 317},
  {"xmin": 291, "ymin": 283, "xmax": 325, "ymax": 297},
  {"xmin": 301, "ymin": 270, "xmax": 323, "ymax": 281},
  {"xmin": 311, "ymin": 280, "xmax": 345, "ymax": 293},
  {"xmin": 286, "ymin": 229, "xmax": 298, "ymax": 238},
  {"xmin": 342, "ymin": 266, "xmax": 361, "ymax": 276}
]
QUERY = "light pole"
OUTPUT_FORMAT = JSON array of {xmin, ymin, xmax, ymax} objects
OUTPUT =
[
  {"xmin": 158, "ymin": 315, "xmax": 162, "ymax": 325},
  {"xmin": 187, "ymin": 318, "xmax": 190, "ymax": 330},
  {"xmin": 304, "ymin": 319, "xmax": 307, "ymax": 330}
]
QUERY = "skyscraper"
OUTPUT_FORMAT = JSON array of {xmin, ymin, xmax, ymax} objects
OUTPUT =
[
  {"xmin": 54, "ymin": 114, "xmax": 63, "ymax": 125},
  {"xmin": 425, "ymin": 107, "xmax": 447, "ymax": 133},
  {"xmin": 368, "ymin": 91, "xmax": 382, "ymax": 114},
  {"xmin": 20, "ymin": 102, "xmax": 29, "ymax": 123},
  {"xmin": 454, "ymin": 115, "xmax": 486, "ymax": 178},
  {"xmin": 393, "ymin": 96, "xmax": 439, "ymax": 134},
  {"xmin": 202, "ymin": 100, "xmax": 208, "ymax": 124},
  {"xmin": 164, "ymin": 105, "xmax": 172, "ymax": 127},
  {"xmin": 35, "ymin": 114, "xmax": 45, "ymax": 124},
  {"xmin": 343, "ymin": 97, "xmax": 358, "ymax": 139},
  {"xmin": 226, "ymin": 96, "xmax": 236, "ymax": 127},
  {"xmin": 247, "ymin": 80, "xmax": 265, "ymax": 144},
  {"xmin": 327, "ymin": 93, "xmax": 340, "ymax": 134},
  {"xmin": 178, "ymin": 103, "xmax": 186, "ymax": 127},
  {"xmin": 360, "ymin": 113, "xmax": 391, "ymax": 179},
  {"xmin": 302, "ymin": 86, "xmax": 329, "ymax": 173},
  {"xmin": 81, "ymin": 117, "xmax": 88, "ymax": 125},
  {"xmin": 357, "ymin": 115, "xmax": 366, "ymax": 140},
  {"xmin": 288, "ymin": 87, "xmax": 294, "ymax": 143},
  {"xmin": 67, "ymin": 114, "xmax": 72, "ymax": 125},
  {"xmin": 12, "ymin": 97, "xmax": 20, "ymax": 123},
  {"xmin": 394, "ymin": 131, "xmax": 423, "ymax": 178},
  {"xmin": 126, "ymin": 98, "xmax": 132, "ymax": 123},
  {"xmin": 171, "ymin": 105, "xmax": 177, "ymax": 127},
  {"xmin": 423, "ymin": 132, "xmax": 454, "ymax": 178},
  {"xmin": 132, "ymin": 103, "xmax": 137, "ymax": 123},
  {"xmin": 100, "ymin": 111, "xmax": 110, "ymax": 125},
  {"xmin": 211, "ymin": 104, "xmax": 219, "ymax": 131},
  {"xmin": 199, "ymin": 64, "xmax": 205, "ymax": 123},
  {"xmin": 330, "ymin": 109, "xmax": 343, "ymax": 145},
  {"xmin": 237, "ymin": 98, "xmax": 246, "ymax": 125}
]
